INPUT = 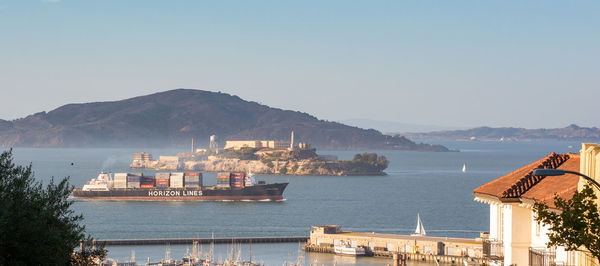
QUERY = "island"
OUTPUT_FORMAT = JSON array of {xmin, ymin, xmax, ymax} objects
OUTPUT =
[
  {"xmin": 0, "ymin": 89, "xmax": 450, "ymax": 152},
  {"xmin": 130, "ymin": 132, "xmax": 388, "ymax": 176}
]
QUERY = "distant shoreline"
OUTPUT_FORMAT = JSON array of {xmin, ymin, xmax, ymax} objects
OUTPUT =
[{"xmin": 396, "ymin": 124, "xmax": 600, "ymax": 143}]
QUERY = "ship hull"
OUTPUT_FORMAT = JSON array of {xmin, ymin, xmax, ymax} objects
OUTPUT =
[{"xmin": 72, "ymin": 183, "xmax": 287, "ymax": 201}]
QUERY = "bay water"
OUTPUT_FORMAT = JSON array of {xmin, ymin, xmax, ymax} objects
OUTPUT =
[{"xmin": 6, "ymin": 140, "xmax": 582, "ymax": 265}]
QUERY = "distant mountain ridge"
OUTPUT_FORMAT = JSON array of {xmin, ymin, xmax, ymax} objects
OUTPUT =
[
  {"xmin": 0, "ymin": 89, "xmax": 449, "ymax": 151},
  {"xmin": 339, "ymin": 118, "xmax": 462, "ymax": 133},
  {"xmin": 401, "ymin": 124, "xmax": 600, "ymax": 141}
]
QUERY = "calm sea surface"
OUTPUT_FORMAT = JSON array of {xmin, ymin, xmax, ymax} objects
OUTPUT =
[{"xmin": 6, "ymin": 140, "xmax": 582, "ymax": 265}]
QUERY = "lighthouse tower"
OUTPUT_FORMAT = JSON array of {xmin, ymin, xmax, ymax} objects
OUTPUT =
[{"xmin": 290, "ymin": 130, "xmax": 295, "ymax": 150}]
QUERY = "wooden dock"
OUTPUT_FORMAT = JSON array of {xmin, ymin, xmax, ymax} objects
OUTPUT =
[{"xmin": 97, "ymin": 236, "xmax": 308, "ymax": 246}]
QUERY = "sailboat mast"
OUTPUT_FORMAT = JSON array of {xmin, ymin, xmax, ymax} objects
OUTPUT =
[{"xmin": 414, "ymin": 213, "xmax": 427, "ymax": 236}]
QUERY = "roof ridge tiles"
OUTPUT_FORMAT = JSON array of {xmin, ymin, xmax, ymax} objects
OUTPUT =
[{"xmin": 500, "ymin": 153, "xmax": 570, "ymax": 198}]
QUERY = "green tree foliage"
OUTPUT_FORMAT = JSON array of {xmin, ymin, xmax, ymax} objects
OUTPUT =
[
  {"xmin": 221, "ymin": 147, "xmax": 259, "ymax": 160},
  {"xmin": 534, "ymin": 184, "xmax": 600, "ymax": 262},
  {"xmin": 71, "ymin": 237, "xmax": 108, "ymax": 265},
  {"xmin": 291, "ymin": 163, "xmax": 299, "ymax": 173},
  {"xmin": 279, "ymin": 167, "xmax": 288, "ymax": 174},
  {"xmin": 0, "ymin": 149, "xmax": 107, "ymax": 265},
  {"xmin": 352, "ymin": 153, "xmax": 388, "ymax": 171},
  {"xmin": 279, "ymin": 162, "xmax": 289, "ymax": 174},
  {"xmin": 376, "ymin": 156, "xmax": 389, "ymax": 170}
]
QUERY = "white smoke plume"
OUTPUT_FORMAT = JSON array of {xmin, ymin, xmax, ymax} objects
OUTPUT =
[{"xmin": 101, "ymin": 156, "xmax": 118, "ymax": 172}]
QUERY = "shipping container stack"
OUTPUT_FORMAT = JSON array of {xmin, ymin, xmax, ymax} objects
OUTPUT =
[
  {"xmin": 217, "ymin": 172, "xmax": 231, "ymax": 188},
  {"xmin": 155, "ymin": 172, "xmax": 170, "ymax": 189},
  {"xmin": 230, "ymin": 172, "xmax": 245, "ymax": 188},
  {"xmin": 127, "ymin": 173, "xmax": 142, "ymax": 188},
  {"xmin": 170, "ymin": 172, "xmax": 184, "ymax": 188},
  {"xmin": 140, "ymin": 176, "xmax": 155, "ymax": 188},
  {"xmin": 113, "ymin": 173, "xmax": 128, "ymax": 189},
  {"xmin": 184, "ymin": 172, "xmax": 202, "ymax": 188}
]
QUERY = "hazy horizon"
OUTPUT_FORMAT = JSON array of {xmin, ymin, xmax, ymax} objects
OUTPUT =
[
  {"xmin": 2, "ymin": 1, "xmax": 599, "ymax": 129},
  {"xmin": 1, "ymin": 88, "xmax": 593, "ymax": 133}
]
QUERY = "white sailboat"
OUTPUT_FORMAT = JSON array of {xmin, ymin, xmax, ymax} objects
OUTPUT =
[
  {"xmin": 411, "ymin": 213, "xmax": 427, "ymax": 236},
  {"xmin": 462, "ymin": 164, "xmax": 466, "ymax": 173}
]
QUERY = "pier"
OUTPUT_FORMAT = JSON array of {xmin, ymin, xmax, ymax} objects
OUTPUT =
[
  {"xmin": 302, "ymin": 245, "xmax": 487, "ymax": 264},
  {"xmin": 305, "ymin": 225, "xmax": 489, "ymax": 265},
  {"xmin": 97, "ymin": 236, "xmax": 308, "ymax": 246}
]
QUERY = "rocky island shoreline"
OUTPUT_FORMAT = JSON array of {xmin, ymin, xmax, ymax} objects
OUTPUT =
[{"xmin": 130, "ymin": 148, "xmax": 389, "ymax": 176}]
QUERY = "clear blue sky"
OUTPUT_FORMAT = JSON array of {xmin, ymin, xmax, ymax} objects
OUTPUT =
[{"xmin": 1, "ymin": 0, "xmax": 599, "ymax": 129}]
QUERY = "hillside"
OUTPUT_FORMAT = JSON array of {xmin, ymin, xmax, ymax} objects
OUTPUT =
[
  {"xmin": 401, "ymin": 124, "xmax": 600, "ymax": 141},
  {"xmin": 0, "ymin": 89, "xmax": 449, "ymax": 151}
]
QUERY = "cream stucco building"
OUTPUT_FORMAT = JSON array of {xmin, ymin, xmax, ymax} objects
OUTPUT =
[
  {"xmin": 308, "ymin": 225, "xmax": 483, "ymax": 258},
  {"xmin": 224, "ymin": 140, "xmax": 290, "ymax": 150},
  {"xmin": 577, "ymin": 143, "xmax": 600, "ymax": 266},
  {"xmin": 474, "ymin": 152, "xmax": 580, "ymax": 265},
  {"xmin": 474, "ymin": 143, "xmax": 600, "ymax": 266}
]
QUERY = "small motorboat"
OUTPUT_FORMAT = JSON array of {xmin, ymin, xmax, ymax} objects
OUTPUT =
[{"xmin": 334, "ymin": 243, "xmax": 366, "ymax": 256}]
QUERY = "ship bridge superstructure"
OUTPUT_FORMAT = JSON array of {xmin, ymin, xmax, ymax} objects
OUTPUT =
[{"xmin": 82, "ymin": 172, "xmax": 112, "ymax": 191}]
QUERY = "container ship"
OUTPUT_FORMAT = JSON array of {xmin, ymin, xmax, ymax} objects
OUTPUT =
[{"xmin": 72, "ymin": 172, "xmax": 287, "ymax": 201}]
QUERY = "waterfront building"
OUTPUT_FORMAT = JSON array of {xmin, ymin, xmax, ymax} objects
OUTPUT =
[
  {"xmin": 473, "ymin": 153, "xmax": 580, "ymax": 265},
  {"xmin": 224, "ymin": 131, "xmax": 307, "ymax": 150},
  {"xmin": 308, "ymin": 225, "xmax": 483, "ymax": 260},
  {"xmin": 133, "ymin": 152, "xmax": 153, "ymax": 161},
  {"xmin": 158, "ymin": 156, "xmax": 182, "ymax": 169},
  {"xmin": 224, "ymin": 140, "xmax": 290, "ymax": 150}
]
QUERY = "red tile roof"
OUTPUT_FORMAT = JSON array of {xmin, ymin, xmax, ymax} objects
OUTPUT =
[{"xmin": 473, "ymin": 153, "xmax": 580, "ymax": 206}]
